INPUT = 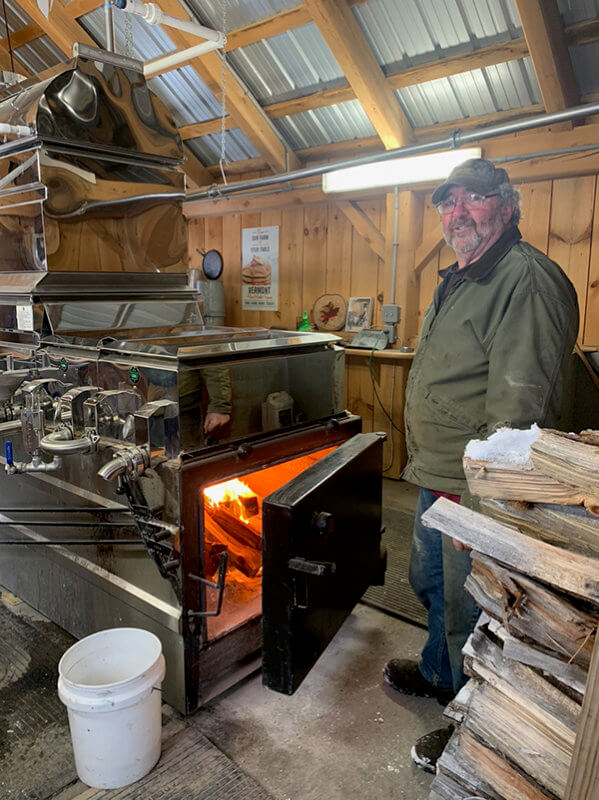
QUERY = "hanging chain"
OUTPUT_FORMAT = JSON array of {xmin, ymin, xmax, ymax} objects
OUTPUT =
[
  {"xmin": 218, "ymin": 0, "xmax": 228, "ymax": 185},
  {"xmin": 125, "ymin": 11, "xmax": 134, "ymax": 59},
  {"xmin": 1, "ymin": 0, "xmax": 15, "ymax": 74}
]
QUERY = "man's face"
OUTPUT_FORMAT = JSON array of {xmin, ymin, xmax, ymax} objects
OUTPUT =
[{"xmin": 440, "ymin": 186, "xmax": 513, "ymax": 265}]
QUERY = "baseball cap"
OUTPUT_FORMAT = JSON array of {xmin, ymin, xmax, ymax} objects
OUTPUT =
[{"xmin": 432, "ymin": 158, "xmax": 509, "ymax": 206}]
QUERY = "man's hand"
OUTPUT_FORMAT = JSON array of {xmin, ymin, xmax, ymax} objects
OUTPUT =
[
  {"xmin": 452, "ymin": 537, "xmax": 471, "ymax": 552},
  {"xmin": 204, "ymin": 413, "xmax": 230, "ymax": 434}
]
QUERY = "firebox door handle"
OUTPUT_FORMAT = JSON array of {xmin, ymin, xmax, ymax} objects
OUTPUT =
[
  {"xmin": 187, "ymin": 551, "xmax": 229, "ymax": 619},
  {"xmin": 288, "ymin": 557, "xmax": 336, "ymax": 577}
]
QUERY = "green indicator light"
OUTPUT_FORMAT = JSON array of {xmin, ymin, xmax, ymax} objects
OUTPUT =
[
  {"xmin": 59, "ymin": 357, "xmax": 68, "ymax": 372},
  {"xmin": 129, "ymin": 367, "xmax": 140, "ymax": 384}
]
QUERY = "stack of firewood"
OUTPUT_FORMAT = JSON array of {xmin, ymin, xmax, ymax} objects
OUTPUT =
[{"xmin": 424, "ymin": 428, "xmax": 599, "ymax": 800}]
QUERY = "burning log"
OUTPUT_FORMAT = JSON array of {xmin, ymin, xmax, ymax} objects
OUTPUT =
[
  {"xmin": 210, "ymin": 506, "xmax": 261, "ymax": 550},
  {"xmin": 204, "ymin": 515, "xmax": 261, "ymax": 578}
]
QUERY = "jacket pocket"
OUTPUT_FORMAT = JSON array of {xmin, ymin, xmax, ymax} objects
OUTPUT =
[{"xmin": 424, "ymin": 389, "xmax": 482, "ymax": 433}]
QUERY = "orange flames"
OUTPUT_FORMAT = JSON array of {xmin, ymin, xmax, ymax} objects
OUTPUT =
[{"xmin": 203, "ymin": 478, "xmax": 259, "ymax": 524}]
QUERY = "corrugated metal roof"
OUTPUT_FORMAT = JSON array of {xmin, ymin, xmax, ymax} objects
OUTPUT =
[
  {"xmin": 556, "ymin": 0, "xmax": 599, "ymax": 25},
  {"xmin": 80, "ymin": 6, "xmax": 175, "ymax": 61},
  {"xmin": 353, "ymin": 0, "xmax": 521, "ymax": 70},
  {"xmin": 0, "ymin": 0, "xmax": 591, "ymax": 170},
  {"xmin": 187, "ymin": 0, "xmax": 299, "ymax": 33},
  {"xmin": 274, "ymin": 100, "xmax": 376, "ymax": 150},
  {"xmin": 79, "ymin": 7, "xmax": 224, "ymax": 125},
  {"xmin": 185, "ymin": 128, "xmax": 260, "ymax": 166},
  {"xmin": 3, "ymin": 0, "xmax": 33, "ymax": 35},
  {"xmin": 226, "ymin": 22, "xmax": 344, "ymax": 103},
  {"xmin": 396, "ymin": 57, "xmax": 540, "ymax": 128},
  {"xmin": 14, "ymin": 34, "xmax": 63, "ymax": 73},
  {"xmin": 570, "ymin": 41, "xmax": 599, "ymax": 95}
]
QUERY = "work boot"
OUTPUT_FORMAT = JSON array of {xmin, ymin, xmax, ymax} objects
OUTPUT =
[
  {"xmin": 410, "ymin": 725, "xmax": 454, "ymax": 774},
  {"xmin": 383, "ymin": 659, "xmax": 454, "ymax": 706}
]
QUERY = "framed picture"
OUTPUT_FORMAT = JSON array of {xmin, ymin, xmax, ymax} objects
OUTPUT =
[{"xmin": 345, "ymin": 297, "xmax": 373, "ymax": 332}]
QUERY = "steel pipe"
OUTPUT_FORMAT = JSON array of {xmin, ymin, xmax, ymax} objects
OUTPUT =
[
  {"xmin": 104, "ymin": 1, "xmax": 115, "ymax": 52},
  {"xmin": 185, "ymin": 101, "xmax": 599, "ymax": 203},
  {"xmin": 39, "ymin": 428, "xmax": 93, "ymax": 455}
]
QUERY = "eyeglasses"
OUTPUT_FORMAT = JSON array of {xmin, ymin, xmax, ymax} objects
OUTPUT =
[{"xmin": 436, "ymin": 192, "xmax": 500, "ymax": 215}]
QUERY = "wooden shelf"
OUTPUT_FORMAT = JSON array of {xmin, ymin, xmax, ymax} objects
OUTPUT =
[{"xmin": 343, "ymin": 347, "xmax": 415, "ymax": 361}]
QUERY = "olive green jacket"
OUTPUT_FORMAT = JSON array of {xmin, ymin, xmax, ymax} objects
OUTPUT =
[{"xmin": 402, "ymin": 227, "xmax": 579, "ymax": 494}]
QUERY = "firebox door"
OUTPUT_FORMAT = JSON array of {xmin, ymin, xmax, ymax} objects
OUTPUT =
[{"xmin": 261, "ymin": 432, "xmax": 385, "ymax": 694}]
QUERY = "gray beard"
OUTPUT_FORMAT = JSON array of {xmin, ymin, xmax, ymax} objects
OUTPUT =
[{"xmin": 445, "ymin": 227, "xmax": 483, "ymax": 255}]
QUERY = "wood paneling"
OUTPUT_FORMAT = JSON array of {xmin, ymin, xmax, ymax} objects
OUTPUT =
[
  {"xmin": 188, "ymin": 171, "xmax": 599, "ymax": 479},
  {"xmin": 548, "ymin": 176, "xmax": 596, "ymax": 340}
]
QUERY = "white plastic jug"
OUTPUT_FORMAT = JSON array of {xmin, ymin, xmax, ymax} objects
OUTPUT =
[{"xmin": 58, "ymin": 627, "xmax": 166, "ymax": 789}]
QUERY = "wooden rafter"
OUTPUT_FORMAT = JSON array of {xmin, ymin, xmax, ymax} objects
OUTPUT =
[
  {"xmin": 337, "ymin": 200, "xmax": 385, "ymax": 259},
  {"xmin": 186, "ymin": 122, "xmax": 599, "ymax": 216},
  {"xmin": 302, "ymin": 0, "xmax": 412, "ymax": 149},
  {"xmin": 513, "ymin": 0, "xmax": 579, "ymax": 113},
  {"xmin": 11, "ymin": 0, "xmax": 213, "ymax": 187},
  {"xmin": 151, "ymin": 0, "xmax": 299, "ymax": 174}
]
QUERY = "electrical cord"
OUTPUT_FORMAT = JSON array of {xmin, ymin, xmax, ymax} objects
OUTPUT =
[{"xmin": 368, "ymin": 349, "xmax": 405, "ymax": 437}]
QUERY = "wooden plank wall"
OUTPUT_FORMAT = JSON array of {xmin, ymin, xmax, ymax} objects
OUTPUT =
[{"xmin": 188, "ymin": 173, "xmax": 599, "ymax": 479}]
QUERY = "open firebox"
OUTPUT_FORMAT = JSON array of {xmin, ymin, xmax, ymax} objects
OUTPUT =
[
  {"xmin": 0, "ymin": 45, "xmax": 386, "ymax": 714},
  {"xmin": 178, "ymin": 419, "xmax": 385, "ymax": 710}
]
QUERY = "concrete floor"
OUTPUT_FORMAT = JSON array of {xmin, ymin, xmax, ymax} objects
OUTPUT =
[
  {"xmin": 194, "ymin": 604, "xmax": 441, "ymax": 800},
  {"xmin": 8, "ymin": 479, "xmax": 441, "ymax": 800},
  {"xmin": 189, "ymin": 479, "xmax": 439, "ymax": 800}
]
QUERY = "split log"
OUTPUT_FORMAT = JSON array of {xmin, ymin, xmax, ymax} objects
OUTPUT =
[
  {"xmin": 463, "ymin": 681, "xmax": 574, "ymax": 797},
  {"xmin": 422, "ymin": 498, "xmax": 599, "ymax": 603},
  {"xmin": 464, "ymin": 625, "xmax": 580, "ymax": 737},
  {"xmin": 429, "ymin": 770, "xmax": 486, "ymax": 800},
  {"xmin": 531, "ymin": 430, "xmax": 599, "ymax": 507},
  {"xmin": 437, "ymin": 729, "xmax": 555, "ymax": 800},
  {"xmin": 463, "ymin": 457, "xmax": 589, "ymax": 506},
  {"xmin": 467, "ymin": 553, "xmax": 597, "ymax": 670},
  {"xmin": 209, "ymin": 506, "xmax": 262, "ymax": 550},
  {"xmin": 436, "ymin": 729, "xmax": 554, "ymax": 800},
  {"xmin": 444, "ymin": 678, "xmax": 479, "ymax": 725},
  {"xmin": 480, "ymin": 499, "xmax": 599, "ymax": 558},
  {"xmin": 204, "ymin": 515, "xmax": 261, "ymax": 577}
]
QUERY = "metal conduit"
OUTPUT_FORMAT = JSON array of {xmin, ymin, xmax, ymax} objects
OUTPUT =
[{"xmin": 185, "ymin": 101, "xmax": 599, "ymax": 203}]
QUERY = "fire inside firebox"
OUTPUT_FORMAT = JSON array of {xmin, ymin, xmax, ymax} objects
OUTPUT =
[{"xmin": 202, "ymin": 446, "xmax": 337, "ymax": 639}]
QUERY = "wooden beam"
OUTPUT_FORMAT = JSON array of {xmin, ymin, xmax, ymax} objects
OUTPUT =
[
  {"xmin": 179, "ymin": 117, "xmax": 233, "ymax": 140},
  {"xmin": 152, "ymin": 0, "xmax": 299, "ymax": 173},
  {"xmin": 182, "ymin": 144, "xmax": 215, "ymax": 188},
  {"xmin": 0, "ymin": 0, "xmax": 102, "ymax": 51},
  {"xmin": 261, "ymin": 40, "xmax": 529, "ymax": 121},
  {"xmin": 564, "ymin": 635, "xmax": 599, "ymax": 800},
  {"xmin": 337, "ymin": 200, "xmax": 385, "ymax": 260},
  {"xmin": 414, "ymin": 228, "xmax": 444, "ymax": 276},
  {"xmin": 302, "ymin": 0, "xmax": 412, "ymax": 149},
  {"xmin": 196, "ymin": 105, "xmax": 546, "ymax": 181},
  {"xmin": 184, "ymin": 183, "xmax": 328, "ymax": 217},
  {"xmin": 513, "ymin": 0, "xmax": 579, "ymax": 113},
  {"xmin": 11, "ymin": 0, "xmax": 96, "ymax": 57},
  {"xmin": 226, "ymin": 5, "xmax": 311, "ymax": 51}
]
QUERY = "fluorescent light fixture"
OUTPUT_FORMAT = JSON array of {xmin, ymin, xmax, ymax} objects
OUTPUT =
[{"xmin": 322, "ymin": 147, "xmax": 482, "ymax": 193}]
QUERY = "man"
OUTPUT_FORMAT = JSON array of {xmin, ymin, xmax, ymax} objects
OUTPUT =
[{"xmin": 383, "ymin": 158, "xmax": 579, "ymax": 772}]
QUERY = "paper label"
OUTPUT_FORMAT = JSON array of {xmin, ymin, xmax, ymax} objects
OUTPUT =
[{"xmin": 16, "ymin": 304, "xmax": 34, "ymax": 331}]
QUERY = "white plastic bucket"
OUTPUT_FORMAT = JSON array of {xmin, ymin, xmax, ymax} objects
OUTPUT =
[{"xmin": 57, "ymin": 627, "xmax": 166, "ymax": 789}]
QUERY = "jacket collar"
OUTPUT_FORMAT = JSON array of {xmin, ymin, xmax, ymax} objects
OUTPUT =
[{"xmin": 439, "ymin": 225, "xmax": 522, "ymax": 283}]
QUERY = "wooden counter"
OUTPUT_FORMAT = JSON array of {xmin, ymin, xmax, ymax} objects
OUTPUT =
[{"xmin": 344, "ymin": 347, "xmax": 414, "ymax": 479}]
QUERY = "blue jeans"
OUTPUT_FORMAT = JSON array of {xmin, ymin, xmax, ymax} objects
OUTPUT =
[{"xmin": 408, "ymin": 487, "xmax": 480, "ymax": 693}]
